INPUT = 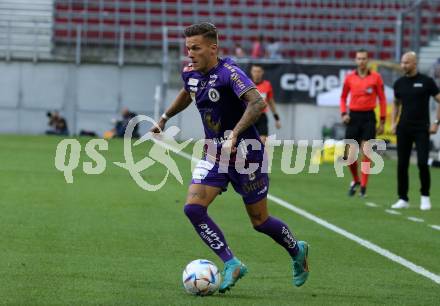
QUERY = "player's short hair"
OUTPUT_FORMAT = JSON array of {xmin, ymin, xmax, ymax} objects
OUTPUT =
[
  {"xmin": 356, "ymin": 48, "xmax": 369, "ymax": 57},
  {"xmin": 251, "ymin": 63, "xmax": 264, "ymax": 70},
  {"xmin": 184, "ymin": 23, "xmax": 218, "ymax": 44}
]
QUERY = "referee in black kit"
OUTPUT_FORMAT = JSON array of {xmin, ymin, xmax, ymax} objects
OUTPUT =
[{"xmin": 391, "ymin": 52, "xmax": 440, "ymax": 211}]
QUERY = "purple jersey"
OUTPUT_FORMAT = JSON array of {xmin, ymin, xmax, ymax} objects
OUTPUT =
[{"xmin": 182, "ymin": 57, "xmax": 263, "ymax": 161}]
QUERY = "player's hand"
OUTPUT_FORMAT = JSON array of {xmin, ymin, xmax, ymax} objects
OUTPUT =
[
  {"xmin": 223, "ymin": 131, "xmax": 237, "ymax": 154},
  {"xmin": 391, "ymin": 122, "xmax": 397, "ymax": 135},
  {"xmin": 429, "ymin": 123, "xmax": 439, "ymax": 134},
  {"xmin": 376, "ymin": 122, "xmax": 385, "ymax": 135},
  {"xmin": 275, "ymin": 120, "xmax": 281, "ymax": 129},
  {"xmin": 342, "ymin": 114, "xmax": 350, "ymax": 124},
  {"xmin": 150, "ymin": 118, "xmax": 167, "ymax": 134}
]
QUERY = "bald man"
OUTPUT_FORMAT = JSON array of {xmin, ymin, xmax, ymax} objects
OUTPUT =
[{"xmin": 391, "ymin": 52, "xmax": 440, "ymax": 210}]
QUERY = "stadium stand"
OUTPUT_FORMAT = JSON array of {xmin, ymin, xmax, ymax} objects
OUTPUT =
[
  {"xmin": 53, "ymin": 0, "xmax": 440, "ymax": 61},
  {"xmin": 0, "ymin": 0, "xmax": 53, "ymax": 60}
]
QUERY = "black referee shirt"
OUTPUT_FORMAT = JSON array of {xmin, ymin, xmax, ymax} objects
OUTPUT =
[{"xmin": 393, "ymin": 73, "xmax": 439, "ymax": 126}]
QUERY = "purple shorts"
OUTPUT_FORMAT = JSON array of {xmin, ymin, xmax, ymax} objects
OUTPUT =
[{"xmin": 191, "ymin": 158, "xmax": 269, "ymax": 205}]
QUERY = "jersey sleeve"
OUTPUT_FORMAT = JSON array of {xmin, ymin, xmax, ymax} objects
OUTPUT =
[
  {"xmin": 376, "ymin": 74, "xmax": 387, "ymax": 120},
  {"xmin": 181, "ymin": 72, "xmax": 190, "ymax": 92},
  {"xmin": 340, "ymin": 76, "xmax": 350, "ymax": 114},
  {"xmin": 229, "ymin": 67, "xmax": 256, "ymax": 98},
  {"xmin": 181, "ymin": 64, "xmax": 195, "ymax": 92}
]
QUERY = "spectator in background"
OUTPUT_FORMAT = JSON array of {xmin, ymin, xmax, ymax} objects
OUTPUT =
[
  {"xmin": 113, "ymin": 107, "xmax": 139, "ymax": 138},
  {"xmin": 234, "ymin": 43, "xmax": 246, "ymax": 58},
  {"xmin": 251, "ymin": 35, "xmax": 265, "ymax": 59},
  {"xmin": 266, "ymin": 37, "xmax": 282, "ymax": 59},
  {"xmin": 45, "ymin": 111, "xmax": 68, "ymax": 136}
]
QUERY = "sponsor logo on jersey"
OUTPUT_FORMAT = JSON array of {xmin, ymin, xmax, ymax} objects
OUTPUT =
[
  {"xmin": 203, "ymin": 111, "xmax": 221, "ymax": 133},
  {"xmin": 243, "ymin": 177, "xmax": 266, "ymax": 193},
  {"xmin": 231, "ymin": 72, "xmax": 246, "ymax": 91},
  {"xmin": 257, "ymin": 185, "xmax": 268, "ymax": 195},
  {"xmin": 223, "ymin": 62, "xmax": 236, "ymax": 73},
  {"xmin": 188, "ymin": 78, "xmax": 199, "ymax": 86},
  {"xmin": 209, "ymin": 74, "xmax": 218, "ymax": 85},
  {"xmin": 414, "ymin": 83, "xmax": 423, "ymax": 87},
  {"xmin": 212, "ymin": 136, "xmax": 228, "ymax": 145}
]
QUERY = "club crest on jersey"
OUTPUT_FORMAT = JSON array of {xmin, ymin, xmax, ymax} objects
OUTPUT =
[
  {"xmin": 365, "ymin": 87, "xmax": 373, "ymax": 94},
  {"xmin": 208, "ymin": 88, "xmax": 220, "ymax": 102},
  {"xmin": 188, "ymin": 78, "xmax": 199, "ymax": 86}
]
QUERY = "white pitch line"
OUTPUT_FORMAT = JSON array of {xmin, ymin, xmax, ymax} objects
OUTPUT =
[
  {"xmin": 385, "ymin": 209, "xmax": 402, "ymax": 215},
  {"xmin": 365, "ymin": 202, "xmax": 378, "ymax": 207},
  {"xmin": 155, "ymin": 139, "xmax": 440, "ymax": 285},
  {"xmin": 268, "ymin": 194, "xmax": 440, "ymax": 285},
  {"xmin": 430, "ymin": 225, "xmax": 440, "ymax": 231},
  {"xmin": 407, "ymin": 217, "xmax": 425, "ymax": 223}
]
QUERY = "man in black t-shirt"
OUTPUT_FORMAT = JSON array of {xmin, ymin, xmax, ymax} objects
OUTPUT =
[{"xmin": 391, "ymin": 52, "xmax": 440, "ymax": 211}]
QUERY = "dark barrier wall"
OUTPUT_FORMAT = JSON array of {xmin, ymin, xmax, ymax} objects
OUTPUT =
[{"xmin": 240, "ymin": 63, "xmax": 354, "ymax": 104}]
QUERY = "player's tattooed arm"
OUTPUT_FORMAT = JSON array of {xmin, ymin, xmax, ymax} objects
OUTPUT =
[{"xmin": 232, "ymin": 88, "xmax": 265, "ymax": 136}]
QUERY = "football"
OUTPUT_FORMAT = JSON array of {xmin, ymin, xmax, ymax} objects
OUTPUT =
[{"xmin": 182, "ymin": 259, "xmax": 221, "ymax": 296}]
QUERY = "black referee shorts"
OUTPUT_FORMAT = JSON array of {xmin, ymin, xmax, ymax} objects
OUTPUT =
[
  {"xmin": 345, "ymin": 110, "xmax": 376, "ymax": 144},
  {"xmin": 255, "ymin": 113, "xmax": 269, "ymax": 136}
]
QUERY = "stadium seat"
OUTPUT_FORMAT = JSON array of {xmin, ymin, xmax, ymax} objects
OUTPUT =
[{"xmin": 52, "ymin": 0, "xmax": 440, "ymax": 60}]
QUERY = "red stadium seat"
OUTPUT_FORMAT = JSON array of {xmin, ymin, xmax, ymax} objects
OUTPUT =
[
  {"xmin": 334, "ymin": 50, "xmax": 345, "ymax": 59},
  {"xmin": 52, "ymin": 0, "xmax": 438, "ymax": 61}
]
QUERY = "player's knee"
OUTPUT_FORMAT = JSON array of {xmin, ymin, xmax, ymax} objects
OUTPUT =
[{"xmin": 183, "ymin": 204, "xmax": 207, "ymax": 222}]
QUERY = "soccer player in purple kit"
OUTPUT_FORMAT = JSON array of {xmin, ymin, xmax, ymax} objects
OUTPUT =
[{"xmin": 151, "ymin": 23, "xmax": 309, "ymax": 293}]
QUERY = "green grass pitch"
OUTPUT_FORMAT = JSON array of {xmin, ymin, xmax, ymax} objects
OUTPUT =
[{"xmin": 0, "ymin": 135, "xmax": 439, "ymax": 305}]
